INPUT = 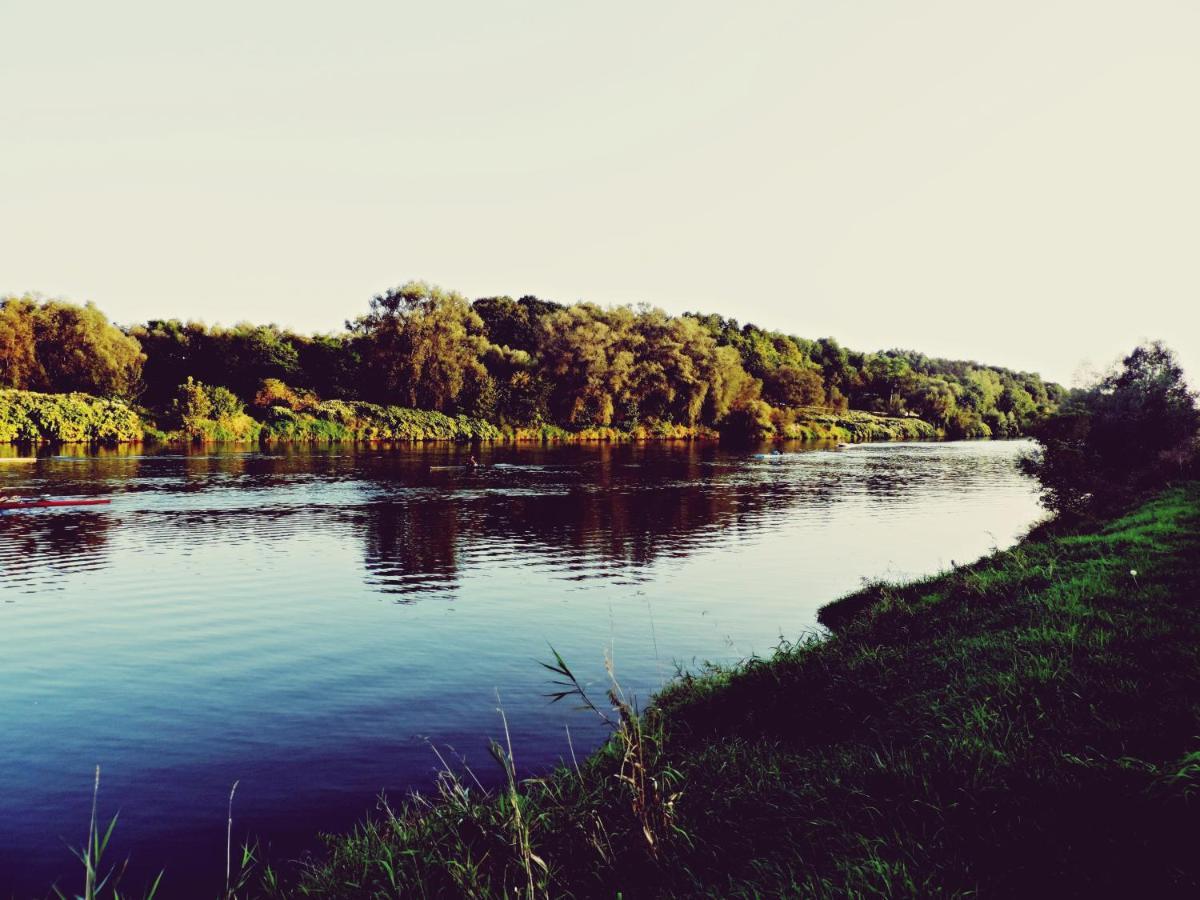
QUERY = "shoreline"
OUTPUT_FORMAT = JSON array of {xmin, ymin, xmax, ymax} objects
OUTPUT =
[
  {"xmin": 2, "ymin": 387, "xmax": 941, "ymax": 448},
  {"xmin": 284, "ymin": 481, "xmax": 1200, "ymax": 896}
]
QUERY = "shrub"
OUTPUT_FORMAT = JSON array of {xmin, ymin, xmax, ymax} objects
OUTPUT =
[
  {"xmin": 259, "ymin": 400, "xmax": 502, "ymax": 443},
  {"xmin": 253, "ymin": 378, "xmax": 320, "ymax": 413},
  {"xmin": 0, "ymin": 388, "xmax": 144, "ymax": 444},
  {"xmin": 169, "ymin": 377, "xmax": 262, "ymax": 443}
]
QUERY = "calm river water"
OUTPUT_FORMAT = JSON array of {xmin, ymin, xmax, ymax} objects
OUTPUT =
[{"xmin": 0, "ymin": 440, "xmax": 1043, "ymax": 896}]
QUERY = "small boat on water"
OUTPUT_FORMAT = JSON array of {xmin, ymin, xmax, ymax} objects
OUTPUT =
[
  {"xmin": 0, "ymin": 498, "xmax": 112, "ymax": 511},
  {"xmin": 0, "ymin": 458, "xmax": 37, "ymax": 464}
]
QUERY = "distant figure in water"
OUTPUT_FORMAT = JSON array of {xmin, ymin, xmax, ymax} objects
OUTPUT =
[{"xmin": 467, "ymin": 455, "xmax": 479, "ymax": 469}]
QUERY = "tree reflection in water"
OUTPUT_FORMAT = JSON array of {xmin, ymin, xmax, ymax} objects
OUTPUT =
[
  {"xmin": 0, "ymin": 511, "xmax": 111, "ymax": 591},
  {"xmin": 355, "ymin": 444, "xmax": 840, "ymax": 599},
  {"xmin": 1, "ymin": 443, "xmax": 1005, "ymax": 606}
]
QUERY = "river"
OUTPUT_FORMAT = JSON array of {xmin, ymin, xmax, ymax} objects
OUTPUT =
[{"xmin": 0, "ymin": 440, "xmax": 1043, "ymax": 897}]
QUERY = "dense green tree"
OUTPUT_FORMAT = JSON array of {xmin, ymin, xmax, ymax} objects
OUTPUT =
[
  {"xmin": 906, "ymin": 377, "xmax": 960, "ymax": 429},
  {"xmin": 813, "ymin": 338, "xmax": 853, "ymax": 410},
  {"xmin": 1087, "ymin": 343, "xmax": 1199, "ymax": 474},
  {"xmin": 538, "ymin": 304, "xmax": 635, "ymax": 427},
  {"xmin": 292, "ymin": 333, "xmax": 361, "ymax": 399},
  {"xmin": 763, "ymin": 364, "xmax": 826, "ymax": 408},
  {"xmin": 473, "ymin": 295, "xmax": 563, "ymax": 354},
  {"xmin": 859, "ymin": 354, "xmax": 916, "ymax": 415},
  {"xmin": 0, "ymin": 297, "xmax": 41, "ymax": 390},
  {"xmin": 129, "ymin": 319, "xmax": 212, "ymax": 408},
  {"xmin": 705, "ymin": 345, "xmax": 760, "ymax": 423},
  {"xmin": 213, "ymin": 323, "xmax": 301, "ymax": 399},
  {"xmin": 1, "ymin": 295, "xmax": 143, "ymax": 397},
  {"xmin": 352, "ymin": 281, "xmax": 490, "ymax": 413},
  {"xmin": 626, "ymin": 311, "xmax": 720, "ymax": 425}
]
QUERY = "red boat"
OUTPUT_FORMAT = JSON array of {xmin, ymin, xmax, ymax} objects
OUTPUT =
[{"xmin": 0, "ymin": 498, "xmax": 112, "ymax": 510}]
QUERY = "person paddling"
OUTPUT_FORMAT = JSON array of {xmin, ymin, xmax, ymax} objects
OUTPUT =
[{"xmin": 467, "ymin": 454, "xmax": 480, "ymax": 469}]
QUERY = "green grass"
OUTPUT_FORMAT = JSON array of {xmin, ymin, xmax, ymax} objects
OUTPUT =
[{"xmin": 286, "ymin": 483, "xmax": 1200, "ymax": 897}]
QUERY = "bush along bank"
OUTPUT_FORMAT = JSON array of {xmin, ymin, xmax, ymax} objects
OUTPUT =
[
  {"xmin": 0, "ymin": 388, "xmax": 144, "ymax": 444},
  {"xmin": 285, "ymin": 482, "xmax": 1200, "ymax": 898},
  {"xmin": 258, "ymin": 400, "xmax": 933, "ymax": 444},
  {"xmin": 1, "ymin": 386, "xmax": 942, "ymax": 446},
  {"xmin": 774, "ymin": 406, "xmax": 937, "ymax": 442}
]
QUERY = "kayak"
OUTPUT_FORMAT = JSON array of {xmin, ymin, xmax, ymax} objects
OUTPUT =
[
  {"xmin": 0, "ymin": 498, "xmax": 112, "ymax": 510},
  {"xmin": 430, "ymin": 465, "xmax": 480, "ymax": 471},
  {"xmin": 0, "ymin": 458, "xmax": 37, "ymax": 464}
]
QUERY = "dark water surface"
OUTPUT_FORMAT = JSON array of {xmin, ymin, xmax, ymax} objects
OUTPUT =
[{"xmin": 0, "ymin": 440, "xmax": 1042, "ymax": 897}]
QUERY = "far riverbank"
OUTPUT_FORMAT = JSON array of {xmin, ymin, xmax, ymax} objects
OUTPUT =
[{"xmin": 1, "ymin": 387, "xmax": 936, "ymax": 447}]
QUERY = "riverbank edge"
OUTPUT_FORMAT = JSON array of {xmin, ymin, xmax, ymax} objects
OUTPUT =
[
  {"xmin": 289, "ymin": 482, "xmax": 1200, "ymax": 897},
  {"xmin": 1, "ymin": 387, "xmax": 938, "ymax": 446}
]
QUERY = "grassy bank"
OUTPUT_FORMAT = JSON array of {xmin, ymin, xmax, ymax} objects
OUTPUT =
[{"xmin": 289, "ymin": 483, "xmax": 1200, "ymax": 897}]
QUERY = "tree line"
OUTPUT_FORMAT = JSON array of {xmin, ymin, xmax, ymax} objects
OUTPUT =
[{"xmin": 0, "ymin": 284, "xmax": 1065, "ymax": 439}]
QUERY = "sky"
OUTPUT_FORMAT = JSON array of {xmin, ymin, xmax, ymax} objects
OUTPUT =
[{"xmin": 2, "ymin": 0, "xmax": 1197, "ymax": 387}]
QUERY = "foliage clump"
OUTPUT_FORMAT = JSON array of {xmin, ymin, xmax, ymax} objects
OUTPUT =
[
  {"xmin": 259, "ymin": 400, "xmax": 502, "ymax": 443},
  {"xmin": 1023, "ymin": 341, "xmax": 1199, "ymax": 517},
  {"xmin": 0, "ymin": 388, "xmax": 143, "ymax": 444},
  {"xmin": 0, "ymin": 295, "xmax": 144, "ymax": 398},
  {"xmin": 169, "ymin": 377, "xmax": 262, "ymax": 443}
]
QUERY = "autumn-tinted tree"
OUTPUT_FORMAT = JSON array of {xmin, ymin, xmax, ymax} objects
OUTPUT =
[
  {"xmin": 0, "ymin": 297, "xmax": 41, "ymax": 390},
  {"xmin": 1, "ymin": 295, "xmax": 143, "ymax": 397}
]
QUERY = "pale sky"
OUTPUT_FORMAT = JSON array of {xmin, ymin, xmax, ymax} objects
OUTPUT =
[{"xmin": 2, "ymin": 0, "xmax": 1197, "ymax": 387}]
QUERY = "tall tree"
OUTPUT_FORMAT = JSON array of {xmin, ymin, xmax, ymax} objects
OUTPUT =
[
  {"xmin": 2, "ymin": 296, "xmax": 144, "ymax": 397},
  {"xmin": 0, "ymin": 297, "xmax": 42, "ymax": 390},
  {"xmin": 352, "ymin": 281, "xmax": 490, "ymax": 413}
]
